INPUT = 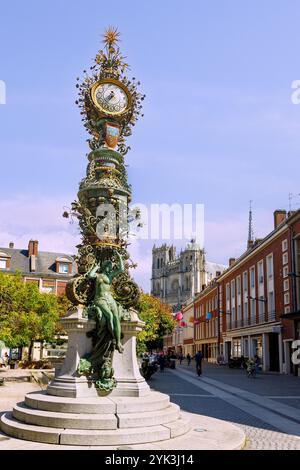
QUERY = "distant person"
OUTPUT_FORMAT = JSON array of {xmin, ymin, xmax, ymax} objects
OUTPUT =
[
  {"xmin": 158, "ymin": 354, "xmax": 165, "ymax": 372},
  {"xmin": 3, "ymin": 353, "xmax": 9, "ymax": 366},
  {"xmin": 178, "ymin": 353, "xmax": 184, "ymax": 365},
  {"xmin": 186, "ymin": 353, "xmax": 191, "ymax": 366},
  {"xmin": 254, "ymin": 354, "xmax": 261, "ymax": 373},
  {"xmin": 195, "ymin": 350, "xmax": 203, "ymax": 376}
]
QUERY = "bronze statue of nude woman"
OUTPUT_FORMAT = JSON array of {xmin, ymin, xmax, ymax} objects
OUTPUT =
[{"xmin": 87, "ymin": 251, "xmax": 124, "ymax": 353}]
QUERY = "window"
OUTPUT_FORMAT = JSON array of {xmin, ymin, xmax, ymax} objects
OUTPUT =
[
  {"xmin": 284, "ymin": 306, "xmax": 290, "ymax": 314},
  {"xmin": 244, "ymin": 301, "xmax": 248, "ymax": 320},
  {"xmin": 226, "ymin": 283, "xmax": 230, "ymax": 313},
  {"xmin": 282, "ymin": 239, "xmax": 288, "ymax": 252},
  {"xmin": 282, "ymin": 253, "xmax": 288, "ymax": 266},
  {"xmin": 251, "ymin": 298, "xmax": 256, "ymax": 318},
  {"xmin": 41, "ymin": 280, "xmax": 56, "ymax": 294},
  {"xmin": 250, "ymin": 267, "xmax": 255, "ymax": 288},
  {"xmin": 258, "ymin": 296, "xmax": 265, "ymax": 318},
  {"xmin": 231, "ymin": 279, "xmax": 236, "ymax": 298},
  {"xmin": 257, "ymin": 261, "xmax": 264, "ymax": 284},
  {"xmin": 268, "ymin": 291, "xmax": 275, "ymax": 314},
  {"xmin": 0, "ymin": 258, "xmax": 6, "ymax": 269},
  {"xmin": 284, "ymin": 292, "xmax": 290, "ymax": 305},
  {"xmin": 232, "ymin": 339, "xmax": 241, "ymax": 357},
  {"xmin": 266, "ymin": 254, "xmax": 274, "ymax": 279},
  {"xmin": 284, "ymin": 279, "xmax": 289, "ymax": 291},
  {"xmin": 243, "ymin": 271, "xmax": 248, "ymax": 292},
  {"xmin": 237, "ymin": 304, "xmax": 242, "ymax": 320},
  {"xmin": 231, "ymin": 280, "xmax": 236, "ymax": 322},
  {"xmin": 283, "ymin": 266, "xmax": 289, "ymax": 278},
  {"xmin": 59, "ymin": 263, "xmax": 69, "ymax": 274},
  {"xmin": 237, "ymin": 276, "xmax": 241, "ymax": 295}
]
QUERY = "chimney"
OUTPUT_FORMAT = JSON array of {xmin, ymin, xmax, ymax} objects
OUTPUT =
[
  {"xmin": 274, "ymin": 210, "xmax": 286, "ymax": 229},
  {"xmin": 229, "ymin": 257, "xmax": 236, "ymax": 267},
  {"xmin": 9, "ymin": 242, "xmax": 14, "ymax": 249},
  {"xmin": 30, "ymin": 255, "xmax": 36, "ymax": 272},
  {"xmin": 28, "ymin": 240, "xmax": 38, "ymax": 257}
]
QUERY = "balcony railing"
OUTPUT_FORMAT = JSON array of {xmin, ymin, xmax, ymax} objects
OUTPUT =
[{"xmin": 226, "ymin": 310, "xmax": 276, "ymax": 330}]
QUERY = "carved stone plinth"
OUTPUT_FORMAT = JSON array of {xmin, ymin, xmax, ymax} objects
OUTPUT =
[
  {"xmin": 47, "ymin": 306, "xmax": 98, "ymax": 398},
  {"xmin": 111, "ymin": 309, "xmax": 150, "ymax": 397}
]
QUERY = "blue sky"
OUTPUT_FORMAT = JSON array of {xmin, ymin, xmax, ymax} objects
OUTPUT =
[{"xmin": 1, "ymin": 1, "xmax": 300, "ymax": 290}]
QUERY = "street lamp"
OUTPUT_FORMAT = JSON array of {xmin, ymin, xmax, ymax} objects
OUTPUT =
[{"xmin": 288, "ymin": 272, "xmax": 300, "ymax": 278}]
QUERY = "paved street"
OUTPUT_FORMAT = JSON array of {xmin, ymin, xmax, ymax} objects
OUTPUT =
[
  {"xmin": 1, "ymin": 363, "xmax": 300, "ymax": 450},
  {"xmin": 149, "ymin": 361, "xmax": 300, "ymax": 450}
]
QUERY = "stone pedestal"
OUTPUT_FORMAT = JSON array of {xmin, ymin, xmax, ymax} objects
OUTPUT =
[
  {"xmin": 47, "ymin": 306, "xmax": 98, "ymax": 398},
  {"xmin": 0, "ymin": 305, "xmax": 247, "ymax": 448},
  {"xmin": 111, "ymin": 309, "xmax": 150, "ymax": 397}
]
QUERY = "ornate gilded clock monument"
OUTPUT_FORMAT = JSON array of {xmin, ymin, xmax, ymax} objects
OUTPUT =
[{"xmin": 0, "ymin": 29, "xmax": 245, "ymax": 449}]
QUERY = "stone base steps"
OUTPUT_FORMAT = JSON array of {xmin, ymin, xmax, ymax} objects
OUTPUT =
[
  {"xmin": 0, "ymin": 390, "xmax": 191, "ymax": 446},
  {"xmin": 1, "ymin": 412, "xmax": 190, "ymax": 446},
  {"xmin": 24, "ymin": 390, "xmax": 170, "ymax": 414}
]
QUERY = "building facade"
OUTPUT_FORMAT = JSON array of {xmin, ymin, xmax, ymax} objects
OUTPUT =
[
  {"xmin": 0, "ymin": 239, "xmax": 77, "ymax": 295},
  {"xmin": 163, "ymin": 297, "xmax": 195, "ymax": 356},
  {"xmin": 284, "ymin": 211, "xmax": 300, "ymax": 354},
  {"xmin": 194, "ymin": 282, "xmax": 219, "ymax": 363},
  {"xmin": 191, "ymin": 209, "xmax": 300, "ymax": 374},
  {"xmin": 182, "ymin": 299, "xmax": 195, "ymax": 356},
  {"xmin": 218, "ymin": 210, "xmax": 296, "ymax": 374},
  {"xmin": 0, "ymin": 239, "xmax": 77, "ymax": 361}
]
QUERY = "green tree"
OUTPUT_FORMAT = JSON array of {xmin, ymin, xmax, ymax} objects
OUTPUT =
[
  {"xmin": 0, "ymin": 272, "xmax": 63, "ymax": 358},
  {"xmin": 136, "ymin": 293, "xmax": 176, "ymax": 354}
]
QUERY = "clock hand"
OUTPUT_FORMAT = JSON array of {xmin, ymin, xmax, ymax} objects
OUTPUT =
[{"xmin": 106, "ymin": 90, "xmax": 115, "ymax": 101}]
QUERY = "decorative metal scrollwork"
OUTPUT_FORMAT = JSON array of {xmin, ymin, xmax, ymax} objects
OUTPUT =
[
  {"xmin": 112, "ymin": 272, "xmax": 140, "ymax": 309},
  {"xmin": 66, "ymin": 274, "xmax": 94, "ymax": 306}
]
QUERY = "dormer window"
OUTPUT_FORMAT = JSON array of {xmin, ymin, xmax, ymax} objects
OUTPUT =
[
  {"xmin": 59, "ymin": 263, "xmax": 69, "ymax": 274},
  {"xmin": 0, "ymin": 252, "xmax": 10, "ymax": 270},
  {"xmin": 55, "ymin": 257, "xmax": 72, "ymax": 274},
  {"xmin": 0, "ymin": 258, "xmax": 6, "ymax": 269}
]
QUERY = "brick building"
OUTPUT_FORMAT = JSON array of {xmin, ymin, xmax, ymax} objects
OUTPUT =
[
  {"xmin": 192, "ymin": 209, "xmax": 300, "ymax": 374},
  {"xmin": 182, "ymin": 299, "xmax": 195, "ymax": 357},
  {"xmin": 0, "ymin": 239, "xmax": 77, "ymax": 295},
  {"xmin": 194, "ymin": 282, "xmax": 219, "ymax": 362},
  {"xmin": 0, "ymin": 239, "xmax": 77, "ymax": 361}
]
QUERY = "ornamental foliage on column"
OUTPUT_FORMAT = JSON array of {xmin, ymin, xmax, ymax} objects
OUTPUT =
[{"xmin": 64, "ymin": 27, "xmax": 144, "ymax": 392}]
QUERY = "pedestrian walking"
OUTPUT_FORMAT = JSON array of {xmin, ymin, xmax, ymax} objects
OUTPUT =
[
  {"xmin": 254, "ymin": 354, "xmax": 261, "ymax": 374},
  {"xmin": 186, "ymin": 353, "xmax": 191, "ymax": 366},
  {"xmin": 195, "ymin": 350, "xmax": 203, "ymax": 376},
  {"xmin": 158, "ymin": 353, "xmax": 165, "ymax": 372},
  {"xmin": 178, "ymin": 353, "xmax": 184, "ymax": 365}
]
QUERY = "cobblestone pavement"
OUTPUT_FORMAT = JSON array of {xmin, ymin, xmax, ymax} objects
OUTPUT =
[{"xmin": 149, "ymin": 362, "xmax": 300, "ymax": 450}]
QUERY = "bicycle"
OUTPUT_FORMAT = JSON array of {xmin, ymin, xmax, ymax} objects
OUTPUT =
[{"xmin": 246, "ymin": 362, "xmax": 256, "ymax": 378}]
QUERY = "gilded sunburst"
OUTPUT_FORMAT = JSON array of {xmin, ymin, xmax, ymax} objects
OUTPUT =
[{"xmin": 102, "ymin": 27, "xmax": 121, "ymax": 46}]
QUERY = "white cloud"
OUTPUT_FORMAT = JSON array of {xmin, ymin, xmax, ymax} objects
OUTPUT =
[
  {"xmin": 0, "ymin": 195, "xmax": 277, "ymax": 293},
  {"xmin": 0, "ymin": 195, "xmax": 80, "ymax": 253}
]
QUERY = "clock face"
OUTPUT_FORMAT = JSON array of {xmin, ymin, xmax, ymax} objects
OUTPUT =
[{"xmin": 92, "ymin": 81, "xmax": 129, "ymax": 115}]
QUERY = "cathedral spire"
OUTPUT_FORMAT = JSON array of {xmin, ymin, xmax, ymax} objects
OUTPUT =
[{"xmin": 247, "ymin": 200, "xmax": 254, "ymax": 249}]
